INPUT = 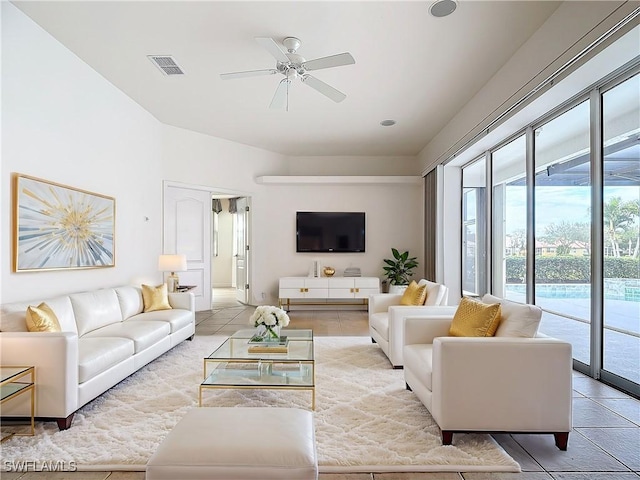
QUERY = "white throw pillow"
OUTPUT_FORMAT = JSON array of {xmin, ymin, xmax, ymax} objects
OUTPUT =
[
  {"xmin": 421, "ymin": 280, "xmax": 447, "ymax": 306},
  {"xmin": 482, "ymin": 294, "xmax": 542, "ymax": 338}
]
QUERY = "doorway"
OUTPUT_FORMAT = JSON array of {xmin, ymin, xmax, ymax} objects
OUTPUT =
[
  {"xmin": 163, "ymin": 181, "xmax": 251, "ymax": 311},
  {"xmin": 212, "ymin": 195, "xmax": 251, "ymax": 306}
]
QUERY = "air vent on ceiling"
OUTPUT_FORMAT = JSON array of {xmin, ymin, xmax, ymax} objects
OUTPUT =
[{"xmin": 147, "ymin": 55, "xmax": 185, "ymax": 75}]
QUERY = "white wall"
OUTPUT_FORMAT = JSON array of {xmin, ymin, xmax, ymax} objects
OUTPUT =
[
  {"xmin": 256, "ymin": 182, "xmax": 424, "ymax": 303},
  {"xmin": 0, "ymin": 0, "xmax": 425, "ymax": 308},
  {"xmin": 1, "ymin": 3, "xmax": 162, "ymax": 302},
  {"xmin": 160, "ymin": 125, "xmax": 425, "ymax": 305}
]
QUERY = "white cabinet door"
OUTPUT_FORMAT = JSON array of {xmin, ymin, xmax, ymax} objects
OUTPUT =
[
  {"xmin": 327, "ymin": 277, "xmax": 355, "ymax": 298},
  {"xmin": 354, "ymin": 277, "xmax": 380, "ymax": 298},
  {"xmin": 280, "ymin": 288, "xmax": 305, "ymax": 299},
  {"xmin": 305, "ymin": 278, "xmax": 328, "ymax": 298}
]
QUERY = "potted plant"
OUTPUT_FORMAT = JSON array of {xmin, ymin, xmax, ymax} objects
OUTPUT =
[{"xmin": 382, "ymin": 248, "xmax": 419, "ymax": 294}]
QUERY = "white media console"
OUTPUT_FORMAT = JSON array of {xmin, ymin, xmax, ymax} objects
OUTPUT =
[{"xmin": 278, "ymin": 276, "xmax": 380, "ymax": 310}]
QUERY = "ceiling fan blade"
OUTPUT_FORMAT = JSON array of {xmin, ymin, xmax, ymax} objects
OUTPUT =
[
  {"xmin": 270, "ymin": 78, "xmax": 291, "ymax": 110},
  {"xmin": 302, "ymin": 53, "xmax": 355, "ymax": 71},
  {"xmin": 301, "ymin": 75, "xmax": 346, "ymax": 103},
  {"xmin": 255, "ymin": 37, "xmax": 290, "ymax": 63},
  {"xmin": 220, "ymin": 69, "xmax": 277, "ymax": 80}
]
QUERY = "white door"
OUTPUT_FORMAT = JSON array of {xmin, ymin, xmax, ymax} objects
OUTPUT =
[
  {"xmin": 234, "ymin": 197, "xmax": 249, "ymax": 304},
  {"xmin": 163, "ymin": 184, "xmax": 212, "ymax": 311}
]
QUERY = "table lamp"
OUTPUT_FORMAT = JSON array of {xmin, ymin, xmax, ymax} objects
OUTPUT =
[{"xmin": 158, "ymin": 254, "xmax": 187, "ymax": 293}]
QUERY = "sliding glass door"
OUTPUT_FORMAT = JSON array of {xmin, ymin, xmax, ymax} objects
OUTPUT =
[
  {"xmin": 534, "ymin": 101, "xmax": 592, "ymax": 366},
  {"xmin": 462, "ymin": 158, "xmax": 487, "ymax": 296},
  {"xmin": 492, "ymin": 135, "xmax": 527, "ymax": 301},
  {"xmin": 601, "ymin": 73, "xmax": 640, "ymax": 387},
  {"xmin": 460, "ymin": 66, "xmax": 639, "ymax": 396}
]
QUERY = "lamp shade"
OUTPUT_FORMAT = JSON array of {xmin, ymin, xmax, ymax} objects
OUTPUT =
[{"xmin": 158, "ymin": 254, "xmax": 187, "ymax": 272}]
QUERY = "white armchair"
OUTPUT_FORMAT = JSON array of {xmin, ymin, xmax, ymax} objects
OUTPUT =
[
  {"xmin": 369, "ymin": 280, "xmax": 452, "ymax": 368},
  {"xmin": 402, "ymin": 295, "xmax": 573, "ymax": 450}
]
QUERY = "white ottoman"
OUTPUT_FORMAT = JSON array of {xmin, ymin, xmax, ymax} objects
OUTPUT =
[{"xmin": 146, "ymin": 407, "xmax": 318, "ymax": 480}]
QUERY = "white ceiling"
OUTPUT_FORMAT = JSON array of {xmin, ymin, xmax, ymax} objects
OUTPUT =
[{"xmin": 13, "ymin": 1, "xmax": 562, "ymax": 157}]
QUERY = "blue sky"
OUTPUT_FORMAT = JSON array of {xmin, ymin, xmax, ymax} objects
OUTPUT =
[{"xmin": 505, "ymin": 186, "xmax": 639, "ymax": 234}]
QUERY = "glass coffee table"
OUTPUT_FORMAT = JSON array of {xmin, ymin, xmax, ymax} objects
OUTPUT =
[
  {"xmin": 200, "ymin": 329, "xmax": 315, "ymax": 409},
  {"xmin": 1, "ymin": 366, "xmax": 35, "ymax": 442}
]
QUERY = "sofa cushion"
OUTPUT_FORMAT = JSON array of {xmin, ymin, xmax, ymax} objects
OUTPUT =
[
  {"xmin": 142, "ymin": 284, "xmax": 172, "ymax": 313},
  {"xmin": 115, "ymin": 286, "xmax": 145, "ymax": 320},
  {"xmin": 129, "ymin": 309, "xmax": 193, "ymax": 333},
  {"xmin": 482, "ymin": 294, "xmax": 543, "ymax": 338},
  {"xmin": 71, "ymin": 289, "xmax": 123, "ymax": 336},
  {"xmin": 26, "ymin": 303, "xmax": 61, "ymax": 332},
  {"xmin": 404, "ymin": 344, "xmax": 434, "ymax": 390},
  {"xmin": 1, "ymin": 296, "xmax": 78, "ymax": 334},
  {"xmin": 78, "ymin": 337, "xmax": 135, "ymax": 383},
  {"xmin": 400, "ymin": 281, "xmax": 427, "ymax": 306},
  {"xmin": 83, "ymin": 320, "xmax": 171, "ymax": 353},
  {"xmin": 369, "ymin": 312, "xmax": 389, "ymax": 340},
  {"xmin": 449, "ymin": 297, "xmax": 502, "ymax": 337},
  {"xmin": 422, "ymin": 280, "xmax": 448, "ymax": 306}
]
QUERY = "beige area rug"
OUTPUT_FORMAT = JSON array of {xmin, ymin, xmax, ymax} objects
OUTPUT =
[{"xmin": 1, "ymin": 335, "xmax": 520, "ymax": 473}]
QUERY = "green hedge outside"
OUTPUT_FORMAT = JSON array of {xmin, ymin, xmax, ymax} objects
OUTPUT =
[{"xmin": 505, "ymin": 256, "xmax": 640, "ymax": 283}]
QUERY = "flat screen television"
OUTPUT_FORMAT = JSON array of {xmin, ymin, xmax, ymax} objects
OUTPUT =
[{"xmin": 296, "ymin": 212, "xmax": 365, "ymax": 253}]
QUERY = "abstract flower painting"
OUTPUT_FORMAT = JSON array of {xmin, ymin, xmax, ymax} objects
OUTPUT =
[{"xmin": 14, "ymin": 174, "xmax": 115, "ymax": 271}]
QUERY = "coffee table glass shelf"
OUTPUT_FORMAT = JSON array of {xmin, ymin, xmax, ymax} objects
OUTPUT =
[
  {"xmin": 1, "ymin": 366, "xmax": 35, "ymax": 442},
  {"xmin": 200, "ymin": 329, "xmax": 315, "ymax": 409}
]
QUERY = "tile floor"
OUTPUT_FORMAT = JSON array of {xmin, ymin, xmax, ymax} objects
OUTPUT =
[{"xmin": 3, "ymin": 289, "xmax": 639, "ymax": 479}]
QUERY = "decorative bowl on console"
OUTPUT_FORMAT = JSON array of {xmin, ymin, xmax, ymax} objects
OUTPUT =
[{"xmin": 323, "ymin": 267, "xmax": 335, "ymax": 277}]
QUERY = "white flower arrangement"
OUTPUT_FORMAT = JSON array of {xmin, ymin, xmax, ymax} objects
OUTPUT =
[{"xmin": 249, "ymin": 305, "xmax": 290, "ymax": 330}]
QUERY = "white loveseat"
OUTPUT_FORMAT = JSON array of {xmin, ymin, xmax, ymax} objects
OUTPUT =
[
  {"xmin": 403, "ymin": 294, "xmax": 573, "ymax": 449},
  {"xmin": 0, "ymin": 286, "xmax": 195, "ymax": 429},
  {"xmin": 369, "ymin": 280, "xmax": 452, "ymax": 367}
]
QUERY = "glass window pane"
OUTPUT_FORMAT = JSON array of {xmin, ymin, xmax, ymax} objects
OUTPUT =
[
  {"xmin": 462, "ymin": 158, "xmax": 487, "ymax": 296},
  {"xmin": 602, "ymin": 73, "xmax": 640, "ymax": 384},
  {"xmin": 534, "ymin": 101, "xmax": 591, "ymax": 365},
  {"xmin": 492, "ymin": 135, "xmax": 527, "ymax": 301}
]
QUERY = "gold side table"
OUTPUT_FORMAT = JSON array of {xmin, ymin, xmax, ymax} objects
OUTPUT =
[{"xmin": 1, "ymin": 366, "xmax": 35, "ymax": 441}]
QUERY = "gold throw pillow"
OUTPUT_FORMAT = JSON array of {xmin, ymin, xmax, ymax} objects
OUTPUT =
[
  {"xmin": 142, "ymin": 284, "xmax": 172, "ymax": 312},
  {"xmin": 399, "ymin": 281, "xmax": 428, "ymax": 306},
  {"xmin": 449, "ymin": 297, "xmax": 502, "ymax": 337},
  {"xmin": 26, "ymin": 302, "xmax": 61, "ymax": 332}
]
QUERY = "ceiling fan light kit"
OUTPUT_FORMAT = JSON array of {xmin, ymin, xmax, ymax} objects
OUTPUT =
[{"xmin": 220, "ymin": 36, "xmax": 355, "ymax": 110}]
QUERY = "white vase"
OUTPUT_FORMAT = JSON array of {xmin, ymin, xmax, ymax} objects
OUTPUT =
[{"xmin": 388, "ymin": 284, "xmax": 408, "ymax": 295}]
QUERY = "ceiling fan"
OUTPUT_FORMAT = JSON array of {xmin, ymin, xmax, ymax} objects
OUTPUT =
[{"xmin": 220, "ymin": 37, "xmax": 355, "ymax": 110}]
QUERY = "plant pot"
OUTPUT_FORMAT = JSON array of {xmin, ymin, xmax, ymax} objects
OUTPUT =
[{"xmin": 388, "ymin": 284, "xmax": 408, "ymax": 295}]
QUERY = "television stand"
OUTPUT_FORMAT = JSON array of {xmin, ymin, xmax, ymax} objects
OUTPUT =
[{"xmin": 278, "ymin": 276, "xmax": 380, "ymax": 311}]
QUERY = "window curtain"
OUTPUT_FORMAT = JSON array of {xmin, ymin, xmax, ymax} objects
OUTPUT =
[
  {"xmin": 424, "ymin": 168, "xmax": 437, "ymax": 281},
  {"xmin": 228, "ymin": 198, "xmax": 238, "ymax": 214}
]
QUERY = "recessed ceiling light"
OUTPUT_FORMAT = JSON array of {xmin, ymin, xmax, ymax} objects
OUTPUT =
[
  {"xmin": 380, "ymin": 120, "xmax": 396, "ymax": 127},
  {"xmin": 429, "ymin": 0, "xmax": 457, "ymax": 18}
]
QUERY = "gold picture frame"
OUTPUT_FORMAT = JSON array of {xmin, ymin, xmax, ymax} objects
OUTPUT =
[{"xmin": 13, "ymin": 174, "xmax": 116, "ymax": 272}]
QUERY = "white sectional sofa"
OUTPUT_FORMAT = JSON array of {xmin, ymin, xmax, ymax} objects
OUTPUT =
[{"xmin": 0, "ymin": 285, "xmax": 195, "ymax": 429}]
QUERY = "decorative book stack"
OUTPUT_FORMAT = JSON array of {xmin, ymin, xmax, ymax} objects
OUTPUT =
[
  {"xmin": 247, "ymin": 335, "xmax": 289, "ymax": 354},
  {"xmin": 344, "ymin": 267, "xmax": 361, "ymax": 277}
]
